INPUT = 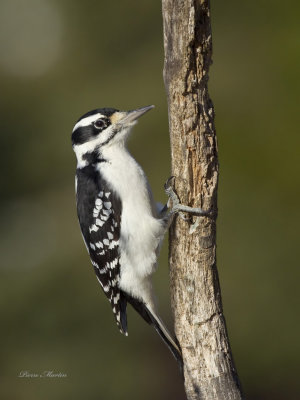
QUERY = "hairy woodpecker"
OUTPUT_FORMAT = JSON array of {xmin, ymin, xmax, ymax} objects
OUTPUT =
[{"xmin": 71, "ymin": 105, "xmax": 208, "ymax": 365}]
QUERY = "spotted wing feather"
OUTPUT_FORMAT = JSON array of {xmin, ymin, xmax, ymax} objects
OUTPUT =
[{"xmin": 76, "ymin": 166, "xmax": 127, "ymax": 334}]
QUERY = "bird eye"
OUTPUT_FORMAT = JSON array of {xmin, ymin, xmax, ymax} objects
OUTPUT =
[{"xmin": 94, "ymin": 119, "xmax": 106, "ymax": 130}]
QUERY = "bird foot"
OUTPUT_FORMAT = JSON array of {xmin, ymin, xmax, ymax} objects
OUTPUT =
[{"xmin": 164, "ymin": 176, "xmax": 211, "ymax": 221}]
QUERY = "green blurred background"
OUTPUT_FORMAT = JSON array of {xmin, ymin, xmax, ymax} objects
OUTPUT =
[{"xmin": 0, "ymin": 0, "xmax": 299, "ymax": 399}]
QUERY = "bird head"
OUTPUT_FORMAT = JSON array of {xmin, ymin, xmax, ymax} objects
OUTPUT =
[{"xmin": 72, "ymin": 105, "xmax": 154, "ymax": 165}]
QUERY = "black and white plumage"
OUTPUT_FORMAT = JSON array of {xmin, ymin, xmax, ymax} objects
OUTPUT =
[
  {"xmin": 76, "ymin": 167, "xmax": 125, "ymax": 331},
  {"xmin": 72, "ymin": 105, "xmax": 182, "ymax": 364}
]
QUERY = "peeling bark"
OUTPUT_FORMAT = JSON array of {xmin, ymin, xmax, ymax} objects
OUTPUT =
[{"xmin": 162, "ymin": 1, "xmax": 243, "ymax": 399}]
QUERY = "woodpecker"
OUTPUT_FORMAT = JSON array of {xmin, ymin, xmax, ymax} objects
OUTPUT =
[{"xmin": 71, "ymin": 105, "xmax": 207, "ymax": 365}]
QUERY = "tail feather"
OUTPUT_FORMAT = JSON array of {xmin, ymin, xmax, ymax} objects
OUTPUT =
[
  {"xmin": 123, "ymin": 292, "xmax": 153, "ymax": 325},
  {"xmin": 119, "ymin": 292, "xmax": 128, "ymax": 335},
  {"xmin": 122, "ymin": 292, "xmax": 183, "ymax": 368},
  {"xmin": 145, "ymin": 305, "xmax": 183, "ymax": 368}
]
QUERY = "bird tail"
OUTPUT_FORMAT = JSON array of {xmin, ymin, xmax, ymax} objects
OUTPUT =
[
  {"xmin": 123, "ymin": 293, "xmax": 183, "ymax": 368},
  {"xmin": 145, "ymin": 305, "xmax": 183, "ymax": 368}
]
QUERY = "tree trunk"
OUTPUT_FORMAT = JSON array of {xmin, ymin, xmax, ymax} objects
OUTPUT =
[{"xmin": 162, "ymin": 1, "xmax": 243, "ymax": 399}]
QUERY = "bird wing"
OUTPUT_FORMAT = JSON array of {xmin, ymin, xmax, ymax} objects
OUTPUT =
[{"xmin": 76, "ymin": 168, "xmax": 127, "ymax": 334}]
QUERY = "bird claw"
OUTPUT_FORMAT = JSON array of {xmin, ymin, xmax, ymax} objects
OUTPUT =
[
  {"xmin": 164, "ymin": 176, "xmax": 180, "ymax": 207},
  {"xmin": 164, "ymin": 176, "xmax": 175, "ymax": 191},
  {"xmin": 164, "ymin": 176, "xmax": 212, "ymax": 221}
]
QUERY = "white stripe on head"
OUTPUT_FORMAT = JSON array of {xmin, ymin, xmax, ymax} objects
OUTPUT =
[{"xmin": 72, "ymin": 113, "xmax": 105, "ymax": 132}]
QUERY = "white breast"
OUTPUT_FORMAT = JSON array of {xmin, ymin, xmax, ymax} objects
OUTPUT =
[{"xmin": 98, "ymin": 143, "xmax": 165, "ymax": 306}]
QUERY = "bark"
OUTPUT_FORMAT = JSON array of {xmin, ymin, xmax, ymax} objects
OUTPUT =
[{"xmin": 162, "ymin": 1, "xmax": 243, "ymax": 399}]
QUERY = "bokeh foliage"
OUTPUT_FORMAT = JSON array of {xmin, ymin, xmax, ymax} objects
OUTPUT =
[{"xmin": 0, "ymin": 1, "xmax": 299, "ymax": 399}]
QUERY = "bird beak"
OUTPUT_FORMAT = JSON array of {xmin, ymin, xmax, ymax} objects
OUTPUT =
[{"xmin": 120, "ymin": 105, "xmax": 155, "ymax": 125}]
